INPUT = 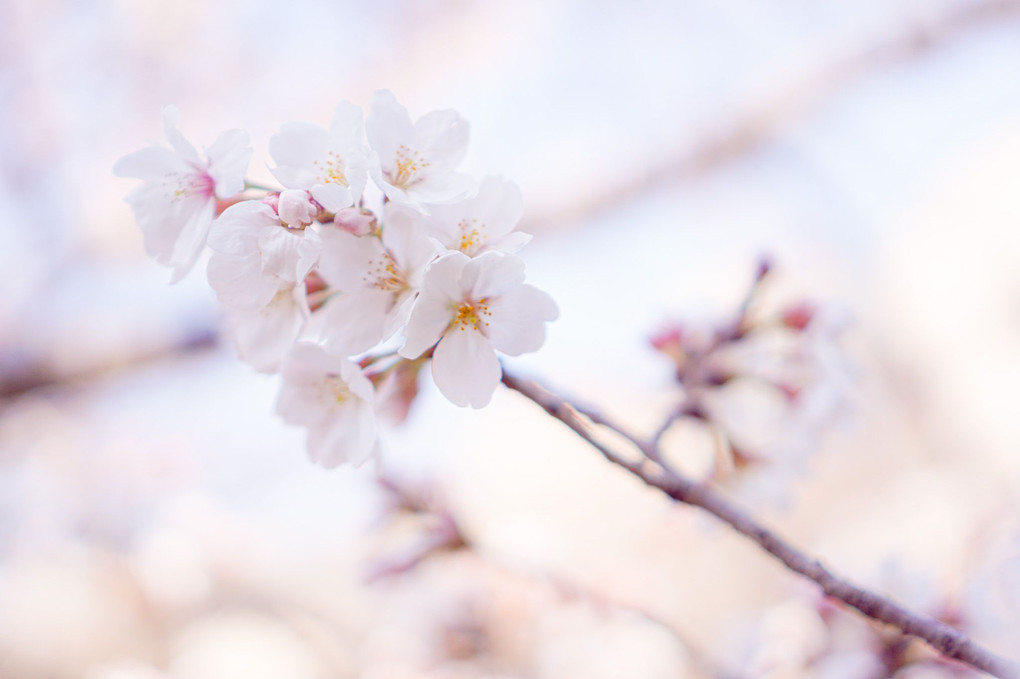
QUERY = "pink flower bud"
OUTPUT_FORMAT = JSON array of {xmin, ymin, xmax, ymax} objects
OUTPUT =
[
  {"xmin": 334, "ymin": 207, "xmax": 378, "ymax": 236},
  {"xmin": 261, "ymin": 192, "xmax": 280, "ymax": 212},
  {"xmin": 781, "ymin": 303, "xmax": 815, "ymax": 331},
  {"xmin": 278, "ymin": 189, "xmax": 320, "ymax": 227}
]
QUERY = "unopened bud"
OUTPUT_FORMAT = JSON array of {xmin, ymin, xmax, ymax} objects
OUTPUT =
[
  {"xmin": 278, "ymin": 189, "xmax": 320, "ymax": 227},
  {"xmin": 334, "ymin": 207, "xmax": 378, "ymax": 236},
  {"xmin": 781, "ymin": 303, "xmax": 815, "ymax": 331},
  {"xmin": 261, "ymin": 192, "xmax": 280, "ymax": 212}
]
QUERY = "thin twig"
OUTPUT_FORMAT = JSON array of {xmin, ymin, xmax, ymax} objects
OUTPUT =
[{"xmin": 500, "ymin": 371, "xmax": 1020, "ymax": 679}]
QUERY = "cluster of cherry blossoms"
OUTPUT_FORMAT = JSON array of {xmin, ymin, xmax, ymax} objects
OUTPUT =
[{"xmin": 114, "ymin": 91, "xmax": 558, "ymax": 467}]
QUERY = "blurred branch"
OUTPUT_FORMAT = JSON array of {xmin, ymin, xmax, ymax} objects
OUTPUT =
[
  {"xmin": 523, "ymin": 0, "xmax": 1020, "ymax": 233},
  {"xmin": 500, "ymin": 371, "xmax": 1020, "ymax": 679},
  {"xmin": 0, "ymin": 328, "xmax": 218, "ymax": 402}
]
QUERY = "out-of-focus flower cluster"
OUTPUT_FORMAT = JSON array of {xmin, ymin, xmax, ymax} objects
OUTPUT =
[
  {"xmin": 115, "ymin": 91, "xmax": 558, "ymax": 467},
  {"xmin": 649, "ymin": 260, "xmax": 851, "ymax": 503}
]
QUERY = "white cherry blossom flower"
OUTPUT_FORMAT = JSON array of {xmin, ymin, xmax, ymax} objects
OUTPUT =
[
  {"xmin": 269, "ymin": 101, "xmax": 369, "ymax": 213},
  {"xmin": 276, "ymin": 343, "xmax": 378, "ymax": 467},
  {"xmin": 417, "ymin": 176, "xmax": 531, "ymax": 256},
  {"xmin": 114, "ymin": 105, "xmax": 251, "ymax": 282},
  {"xmin": 366, "ymin": 90, "xmax": 472, "ymax": 212},
  {"xmin": 206, "ymin": 200, "xmax": 321, "ymax": 371},
  {"xmin": 316, "ymin": 204, "xmax": 441, "ymax": 355},
  {"xmin": 400, "ymin": 251, "xmax": 558, "ymax": 408}
]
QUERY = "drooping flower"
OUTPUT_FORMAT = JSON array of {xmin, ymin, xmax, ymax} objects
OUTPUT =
[
  {"xmin": 366, "ymin": 90, "xmax": 472, "ymax": 212},
  {"xmin": 206, "ymin": 200, "xmax": 321, "ymax": 371},
  {"xmin": 268, "ymin": 101, "xmax": 369, "ymax": 213},
  {"xmin": 316, "ymin": 203, "xmax": 441, "ymax": 355},
  {"xmin": 276, "ymin": 343, "xmax": 378, "ymax": 467},
  {"xmin": 114, "ymin": 106, "xmax": 252, "ymax": 282},
  {"xmin": 416, "ymin": 176, "xmax": 531, "ymax": 256},
  {"xmin": 400, "ymin": 251, "xmax": 558, "ymax": 408}
]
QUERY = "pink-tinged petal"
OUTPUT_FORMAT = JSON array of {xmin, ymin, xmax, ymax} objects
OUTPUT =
[
  {"xmin": 317, "ymin": 228, "xmax": 386, "ymax": 292},
  {"xmin": 431, "ymin": 327, "xmax": 500, "ymax": 408},
  {"xmin": 268, "ymin": 122, "xmax": 331, "ymax": 188},
  {"xmin": 399, "ymin": 288, "xmax": 453, "ymax": 359},
  {"xmin": 225, "ymin": 287, "xmax": 305, "ymax": 372},
  {"xmin": 366, "ymin": 90, "xmax": 414, "ymax": 168},
  {"xmin": 205, "ymin": 128, "xmax": 252, "ymax": 198},
  {"xmin": 463, "ymin": 251, "xmax": 526, "ymax": 300},
  {"xmin": 161, "ymin": 105, "xmax": 201, "ymax": 166},
  {"xmin": 406, "ymin": 171, "xmax": 474, "ymax": 207},
  {"xmin": 320, "ymin": 287, "xmax": 394, "ymax": 355},
  {"xmin": 168, "ymin": 197, "xmax": 216, "ymax": 283},
  {"xmin": 490, "ymin": 231, "xmax": 532, "ymax": 253},
  {"xmin": 258, "ymin": 227, "xmax": 306, "ymax": 283},
  {"xmin": 414, "ymin": 109, "xmax": 469, "ymax": 171},
  {"xmin": 207, "ymin": 201, "xmax": 278, "ymax": 255},
  {"xmin": 307, "ymin": 403, "xmax": 377, "ymax": 468},
  {"xmin": 309, "ymin": 182, "xmax": 353, "ymax": 213},
  {"xmin": 207, "ymin": 252, "xmax": 279, "ymax": 311},
  {"xmin": 486, "ymin": 284, "xmax": 558, "ymax": 356},
  {"xmin": 380, "ymin": 207, "xmax": 442, "ymax": 283},
  {"xmin": 295, "ymin": 228, "xmax": 322, "ymax": 281},
  {"xmin": 424, "ymin": 251, "xmax": 471, "ymax": 301},
  {"xmin": 471, "ymin": 177, "xmax": 524, "ymax": 239},
  {"xmin": 113, "ymin": 145, "xmax": 188, "ymax": 180}
]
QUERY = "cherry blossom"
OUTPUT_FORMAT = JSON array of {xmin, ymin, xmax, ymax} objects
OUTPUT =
[
  {"xmin": 417, "ymin": 176, "xmax": 531, "ymax": 256},
  {"xmin": 315, "ymin": 204, "xmax": 441, "ymax": 356},
  {"xmin": 366, "ymin": 90, "xmax": 472, "ymax": 212},
  {"xmin": 268, "ymin": 101, "xmax": 369, "ymax": 213},
  {"xmin": 400, "ymin": 251, "xmax": 558, "ymax": 408},
  {"xmin": 206, "ymin": 200, "xmax": 321, "ymax": 371},
  {"xmin": 114, "ymin": 105, "xmax": 251, "ymax": 282},
  {"xmin": 276, "ymin": 343, "xmax": 379, "ymax": 467}
]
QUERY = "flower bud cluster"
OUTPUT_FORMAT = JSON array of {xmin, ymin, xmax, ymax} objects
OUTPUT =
[{"xmin": 116, "ymin": 91, "xmax": 558, "ymax": 467}]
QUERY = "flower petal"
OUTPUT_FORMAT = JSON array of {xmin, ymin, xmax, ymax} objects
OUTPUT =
[
  {"xmin": 320, "ymin": 287, "xmax": 394, "ymax": 355},
  {"xmin": 463, "ymin": 251, "xmax": 526, "ymax": 300},
  {"xmin": 487, "ymin": 284, "xmax": 559, "ymax": 356},
  {"xmin": 161, "ymin": 105, "xmax": 201, "ymax": 166},
  {"xmin": 431, "ymin": 326, "xmax": 501, "ymax": 408},
  {"xmin": 205, "ymin": 129, "xmax": 251, "ymax": 198}
]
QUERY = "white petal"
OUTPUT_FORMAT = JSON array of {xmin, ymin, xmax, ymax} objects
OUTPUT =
[
  {"xmin": 309, "ymin": 182, "xmax": 353, "ymax": 212},
  {"xmin": 366, "ymin": 90, "xmax": 414, "ymax": 171},
  {"xmin": 490, "ymin": 231, "xmax": 532, "ymax": 253},
  {"xmin": 207, "ymin": 201, "xmax": 277, "ymax": 255},
  {"xmin": 380, "ymin": 207, "xmax": 442, "ymax": 283},
  {"xmin": 406, "ymin": 171, "xmax": 474, "ymax": 207},
  {"xmin": 463, "ymin": 251, "xmax": 526, "ymax": 300},
  {"xmin": 205, "ymin": 129, "xmax": 252, "ymax": 198},
  {"xmin": 113, "ymin": 145, "xmax": 188, "ymax": 180},
  {"xmin": 414, "ymin": 109, "xmax": 469, "ymax": 171},
  {"xmin": 161, "ymin": 105, "xmax": 201, "ymax": 166},
  {"xmin": 400, "ymin": 287, "xmax": 454, "ymax": 359},
  {"xmin": 321, "ymin": 288, "xmax": 394, "ymax": 355},
  {"xmin": 225, "ymin": 287, "xmax": 305, "ymax": 372},
  {"xmin": 269, "ymin": 122, "xmax": 330, "ymax": 188},
  {"xmin": 207, "ymin": 252, "xmax": 279, "ymax": 311},
  {"xmin": 431, "ymin": 327, "xmax": 501, "ymax": 408},
  {"xmin": 307, "ymin": 403, "xmax": 377, "ymax": 468},
  {"xmin": 486, "ymin": 284, "xmax": 559, "ymax": 356},
  {"xmin": 258, "ymin": 227, "xmax": 307, "ymax": 283},
  {"xmin": 168, "ymin": 198, "xmax": 216, "ymax": 282},
  {"xmin": 317, "ymin": 228, "xmax": 386, "ymax": 292}
]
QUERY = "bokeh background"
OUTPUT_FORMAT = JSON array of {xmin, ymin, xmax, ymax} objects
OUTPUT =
[{"xmin": 2, "ymin": 0, "xmax": 1020, "ymax": 676}]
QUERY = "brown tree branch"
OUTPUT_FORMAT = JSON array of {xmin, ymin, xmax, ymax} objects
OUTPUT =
[{"xmin": 500, "ymin": 371, "xmax": 1020, "ymax": 679}]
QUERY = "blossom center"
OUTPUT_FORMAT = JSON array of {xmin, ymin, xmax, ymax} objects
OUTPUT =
[
  {"xmin": 390, "ymin": 144, "xmax": 429, "ymax": 187},
  {"xmin": 169, "ymin": 169, "xmax": 215, "ymax": 201},
  {"xmin": 456, "ymin": 218, "xmax": 487, "ymax": 254},
  {"xmin": 313, "ymin": 151, "xmax": 349, "ymax": 187},
  {"xmin": 365, "ymin": 252, "xmax": 406, "ymax": 292},
  {"xmin": 452, "ymin": 298, "xmax": 491, "ymax": 332},
  {"xmin": 321, "ymin": 374, "xmax": 351, "ymax": 405}
]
